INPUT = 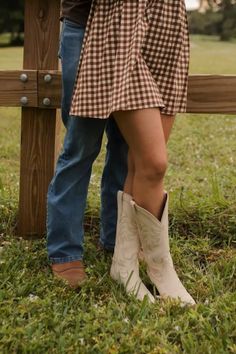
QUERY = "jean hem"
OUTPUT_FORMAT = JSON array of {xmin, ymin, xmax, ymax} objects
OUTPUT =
[{"xmin": 48, "ymin": 255, "xmax": 83, "ymax": 265}]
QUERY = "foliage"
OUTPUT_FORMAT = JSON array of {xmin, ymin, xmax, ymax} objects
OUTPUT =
[
  {"xmin": 1, "ymin": 0, "xmax": 236, "ymax": 46},
  {"xmin": 217, "ymin": 0, "xmax": 236, "ymax": 40},
  {"xmin": 0, "ymin": 0, "xmax": 24, "ymax": 46},
  {"xmin": 187, "ymin": 10, "xmax": 222, "ymax": 36},
  {"xmin": 188, "ymin": 0, "xmax": 236, "ymax": 40}
]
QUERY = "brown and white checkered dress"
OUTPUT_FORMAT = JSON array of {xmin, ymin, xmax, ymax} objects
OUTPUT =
[{"xmin": 69, "ymin": 0, "xmax": 190, "ymax": 119}]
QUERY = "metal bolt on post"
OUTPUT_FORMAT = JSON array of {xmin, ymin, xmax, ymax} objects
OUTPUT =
[
  {"xmin": 43, "ymin": 97, "xmax": 51, "ymax": 106},
  {"xmin": 20, "ymin": 96, "xmax": 28, "ymax": 105},
  {"xmin": 44, "ymin": 74, "xmax": 52, "ymax": 83},
  {"xmin": 20, "ymin": 73, "xmax": 28, "ymax": 82}
]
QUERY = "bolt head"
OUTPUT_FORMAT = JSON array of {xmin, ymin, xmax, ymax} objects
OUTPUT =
[
  {"xmin": 44, "ymin": 74, "xmax": 52, "ymax": 83},
  {"xmin": 20, "ymin": 73, "xmax": 28, "ymax": 82},
  {"xmin": 43, "ymin": 98, "xmax": 51, "ymax": 106},
  {"xmin": 20, "ymin": 96, "xmax": 28, "ymax": 105}
]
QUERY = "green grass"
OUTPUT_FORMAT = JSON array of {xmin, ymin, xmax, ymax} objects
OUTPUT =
[
  {"xmin": 189, "ymin": 34, "xmax": 236, "ymax": 74},
  {"xmin": 0, "ymin": 47, "xmax": 23, "ymax": 70},
  {"xmin": 0, "ymin": 35, "xmax": 236, "ymax": 353},
  {"xmin": 0, "ymin": 33, "xmax": 13, "ymax": 46}
]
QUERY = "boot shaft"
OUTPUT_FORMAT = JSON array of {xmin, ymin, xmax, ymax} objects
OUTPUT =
[
  {"xmin": 131, "ymin": 193, "xmax": 170, "ymax": 262},
  {"xmin": 113, "ymin": 191, "xmax": 141, "ymax": 260}
]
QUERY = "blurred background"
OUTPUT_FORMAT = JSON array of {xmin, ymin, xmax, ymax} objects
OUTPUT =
[{"xmin": 0, "ymin": 0, "xmax": 236, "ymax": 47}]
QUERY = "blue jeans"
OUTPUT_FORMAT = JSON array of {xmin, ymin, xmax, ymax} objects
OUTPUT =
[{"xmin": 46, "ymin": 19, "xmax": 128, "ymax": 264}]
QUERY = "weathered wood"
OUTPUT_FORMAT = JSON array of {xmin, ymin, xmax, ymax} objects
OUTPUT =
[
  {"xmin": 1, "ymin": 71, "xmax": 236, "ymax": 113},
  {"xmin": 187, "ymin": 75, "xmax": 236, "ymax": 114},
  {"xmin": 18, "ymin": 0, "xmax": 61, "ymax": 238},
  {"xmin": 0, "ymin": 70, "xmax": 37, "ymax": 107},
  {"xmin": 38, "ymin": 70, "xmax": 61, "ymax": 108}
]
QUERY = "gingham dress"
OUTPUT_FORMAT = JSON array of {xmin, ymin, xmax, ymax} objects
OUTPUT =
[{"xmin": 69, "ymin": 0, "xmax": 190, "ymax": 119}]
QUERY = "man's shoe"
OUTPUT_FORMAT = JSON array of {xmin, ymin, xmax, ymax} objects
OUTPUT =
[{"xmin": 51, "ymin": 260, "xmax": 87, "ymax": 289}]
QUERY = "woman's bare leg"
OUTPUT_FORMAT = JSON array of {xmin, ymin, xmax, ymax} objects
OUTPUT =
[
  {"xmin": 113, "ymin": 108, "xmax": 171, "ymax": 220},
  {"xmin": 123, "ymin": 149, "xmax": 135, "ymax": 194},
  {"xmin": 120, "ymin": 111, "xmax": 175, "ymax": 218},
  {"xmin": 112, "ymin": 109, "xmax": 195, "ymax": 304},
  {"xmin": 161, "ymin": 114, "xmax": 175, "ymax": 143}
]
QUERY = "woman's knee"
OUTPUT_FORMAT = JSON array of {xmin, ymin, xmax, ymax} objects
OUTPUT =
[{"xmin": 135, "ymin": 154, "xmax": 168, "ymax": 181}]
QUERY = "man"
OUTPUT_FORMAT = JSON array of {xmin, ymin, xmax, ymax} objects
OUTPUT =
[{"xmin": 46, "ymin": 0, "xmax": 128, "ymax": 288}]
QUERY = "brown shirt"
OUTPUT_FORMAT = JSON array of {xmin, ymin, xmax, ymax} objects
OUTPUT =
[{"xmin": 60, "ymin": 0, "xmax": 92, "ymax": 27}]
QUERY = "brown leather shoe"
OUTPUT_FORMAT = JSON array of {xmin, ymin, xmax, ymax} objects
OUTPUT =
[{"xmin": 51, "ymin": 260, "xmax": 87, "ymax": 289}]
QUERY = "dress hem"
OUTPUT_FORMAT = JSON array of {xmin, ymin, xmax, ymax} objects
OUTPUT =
[{"xmin": 69, "ymin": 104, "xmax": 186, "ymax": 119}]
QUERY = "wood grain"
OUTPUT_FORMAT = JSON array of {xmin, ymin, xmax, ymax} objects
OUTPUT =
[
  {"xmin": 0, "ymin": 70, "xmax": 37, "ymax": 107},
  {"xmin": 1, "ymin": 71, "xmax": 236, "ymax": 113},
  {"xmin": 18, "ymin": 0, "xmax": 61, "ymax": 238},
  {"xmin": 187, "ymin": 75, "xmax": 236, "ymax": 114},
  {"xmin": 38, "ymin": 70, "xmax": 62, "ymax": 108}
]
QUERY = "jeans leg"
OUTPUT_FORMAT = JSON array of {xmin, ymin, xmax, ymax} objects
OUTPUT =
[
  {"xmin": 99, "ymin": 117, "xmax": 129, "ymax": 251},
  {"xmin": 47, "ymin": 117, "xmax": 106, "ymax": 263},
  {"xmin": 46, "ymin": 19, "xmax": 107, "ymax": 263}
]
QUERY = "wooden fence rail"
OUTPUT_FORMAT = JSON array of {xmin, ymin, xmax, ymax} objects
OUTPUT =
[
  {"xmin": 1, "ymin": 71, "xmax": 236, "ymax": 113},
  {"xmin": 0, "ymin": 0, "xmax": 236, "ymax": 238}
]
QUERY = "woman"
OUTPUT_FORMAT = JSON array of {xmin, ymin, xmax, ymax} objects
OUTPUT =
[{"xmin": 70, "ymin": 0, "xmax": 195, "ymax": 305}]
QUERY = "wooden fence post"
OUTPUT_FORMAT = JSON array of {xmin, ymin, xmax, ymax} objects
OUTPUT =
[{"xmin": 18, "ymin": 0, "xmax": 61, "ymax": 237}]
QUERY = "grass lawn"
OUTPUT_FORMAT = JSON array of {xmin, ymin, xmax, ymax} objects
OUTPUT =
[{"xmin": 0, "ymin": 35, "xmax": 236, "ymax": 353}]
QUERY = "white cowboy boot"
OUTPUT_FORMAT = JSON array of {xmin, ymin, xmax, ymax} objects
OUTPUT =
[
  {"xmin": 110, "ymin": 191, "xmax": 155, "ymax": 303},
  {"xmin": 131, "ymin": 193, "xmax": 195, "ymax": 306}
]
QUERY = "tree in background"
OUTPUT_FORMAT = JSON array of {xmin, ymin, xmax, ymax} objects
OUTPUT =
[
  {"xmin": 0, "ymin": 0, "xmax": 235, "ymax": 45},
  {"xmin": 188, "ymin": 0, "xmax": 236, "ymax": 40},
  {"xmin": 0, "ymin": 0, "xmax": 24, "ymax": 46},
  {"xmin": 217, "ymin": 0, "xmax": 236, "ymax": 40},
  {"xmin": 188, "ymin": 9, "xmax": 222, "ymax": 36}
]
